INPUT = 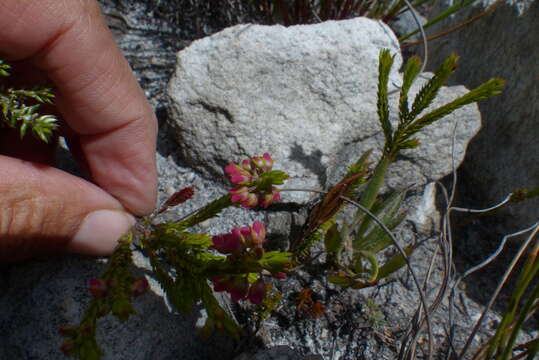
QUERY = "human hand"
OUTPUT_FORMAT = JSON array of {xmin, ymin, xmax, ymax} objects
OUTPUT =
[{"xmin": 0, "ymin": 0, "xmax": 157, "ymax": 262}]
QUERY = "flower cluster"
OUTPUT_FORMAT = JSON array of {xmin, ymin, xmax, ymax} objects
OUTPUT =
[
  {"xmin": 225, "ymin": 153, "xmax": 282, "ymax": 208},
  {"xmin": 210, "ymin": 221, "xmax": 287, "ymax": 305},
  {"xmin": 211, "ymin": 220, "xmax": 266, "ymax": 255},
  {"xmin": 87, "ymin": 277, "xmax": 149, "ymax": 299},
  {"xmin": 212, "ymin": 275, "xmax": 267, "ymax": 304}
]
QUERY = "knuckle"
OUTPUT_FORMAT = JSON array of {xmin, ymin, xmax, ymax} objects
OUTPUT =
[{"xmin": 0, "ymin": 190, "xmax": 45, "ymax": 237}]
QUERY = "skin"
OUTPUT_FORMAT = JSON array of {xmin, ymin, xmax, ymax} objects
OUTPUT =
[{"xmin": 0, "ymin": 0, "xmax": 158, "ymax": 262}]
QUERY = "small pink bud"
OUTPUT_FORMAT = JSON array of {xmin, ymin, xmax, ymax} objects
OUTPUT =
[
  {"xmin": 211, "ymin": 276, "xmax": 231, "ymax": 292},
  {"xmin": 274, "ymin": 272, "xmax": 287, "ymax": 280},
  {"xmin": 88, "ymin": 279, "xmax": 108, "ymax": 297},
  {"xmin": 258, "ymin": 192, "xmax": 274, "ymax": 208},
  {"xmin": 262, "ymin": 153, "xmax": 273, "ymax": 166},
  {"xmin": 247, "ymin": 278, "xmax": 266, "ymax": 305},
  {"xmin": 251, "ymin": 156, "xmax": 265, "ymax": 169},
  {"xmin": 272, "ymin": 189, "xmax": 281, "ymax": 202},
  {"xmin": 241, "ymin": 159, "xmax": 252, "ymax": 171},
  {"xmin": 250, "ymin": 221, "xmax": 266, "ymax": 246},
  {"xmin": 241, "ymin": 193, "xmax": 258, "ymax": 208},
  {"xmin": 229, "ymin": 186, "xmax": 249, "ymax": 203},
  {"xmin": 229, "ymin": 277, "xmax": 249, "ymax": 302},
  {"xmin": 231, "ymin": 227, "xmax": 246, "ymax": 244},
  {"xmin": 230, "ymin": 174, "xmax": 252, "ymax": 184},
  {"xmin": 212, "ymin": 233, "xmax": 244, "ymax": 254},
  {"xmin": 131, "ymin": 278, "xmax": 149, "ymax": 297},
  {"xmin": 224, "ymin": 163, "xmax": 241, "ymax": 176},
  {"xmin": 58, "ymin": 326, "xmax": 78, "ymax": 337}
]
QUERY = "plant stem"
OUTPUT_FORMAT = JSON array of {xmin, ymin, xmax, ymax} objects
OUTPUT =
[{"xmin": 359, "ymin": 154, "xmax": 393, "ymax": 211}]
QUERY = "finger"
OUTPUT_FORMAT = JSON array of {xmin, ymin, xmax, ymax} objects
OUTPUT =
[
  {"xmin": 0, "ymin": 155, "xmax": 135, "ymax": 263},
  {"xmin": 0, "ymin": 0, "xmax": 157, "ymax": 215}
]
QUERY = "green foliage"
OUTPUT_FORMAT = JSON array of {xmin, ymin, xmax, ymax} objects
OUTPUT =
[
  {"xmin": 63, "ymin": 162, "xmax": 292, "ymax": 359},
  {"xmin": 0, "ymin": 59, "xmax": 58, "ymax": 142},
  {"xmin": 306, "ymin": 50, "xmax": 504, "ymax": 290},
  {"xmin": 377, "ymin": 49, "xmax": 394, "ymax": 150},
  {"xmin": 175, "ymin": 194, "xmax": 233, "ymax": 230},
  {"xmin": 292, "ymin": 152, "xmax": 370, "ymax": 261},
  {"xmin": 59, "ymin": 234, "xmax": 139, "ymax": 359},
  {"xmin": 485, "ymin": 235, "xmax": 539, "ymax": 360}
]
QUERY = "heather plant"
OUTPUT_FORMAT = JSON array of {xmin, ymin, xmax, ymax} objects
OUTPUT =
[{"xmin": 5, "ymin": 51, "xmax": 535, "ymax": 360}]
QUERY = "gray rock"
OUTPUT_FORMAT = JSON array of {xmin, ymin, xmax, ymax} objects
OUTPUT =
[
  {"xmin": 389, "ymin": 8, "xmax": 428, "ymax": 42},
  {"xmin": 426, "ymin": 0, "xmax": 539, "ymax": 232},
  {"xmin": 167, "ymin": 19, "xmax": 481, "ymax": 204},
  {"xmin": 0, "ymin": 256, "xmax": 235, "ymax": 360}
]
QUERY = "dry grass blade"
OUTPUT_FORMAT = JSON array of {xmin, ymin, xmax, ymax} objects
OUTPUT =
[{"xmin": 458, "ymin": 223, "xmax": 539, "ymax": 359}]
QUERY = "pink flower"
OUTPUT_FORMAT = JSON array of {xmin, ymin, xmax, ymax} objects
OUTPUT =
[
  {"xmin": 229, "ymin": 277, "xmax": 249, "ymax": 302},
  {"xmin": 88, "ymin": 279, "xmax": 108, "ymax": 297},
  {"xmin": 240, "ymin": 193, "xmax": 258, "ymax": 208},
  {"xmin": 211, "ymin": 276, "xmax": 232, "ymax": 292},
  {"xmin": 247, "ymin": 278, "xmax": 266, "ymax": 305},
  {"xmin": 274, "ymin": 272, "xmax": 287, "ymax": 280},
  {"xmin": 225, "ymin": 163, "xmax": 252, "ymax": 185},
  {"xmin": 250, "ymin": 221, "xmax": 266, "ymax": 246},
  {"xmin": 211, "ymin": 233, "xmax": 244, "ymax": 254},
  {"xmin": 225, "ymin": 153, "xmax": 283, "ymax": 209},
  {"xmin": 258, "ymin": 187, "xmax": 281, "ymax": 208}
]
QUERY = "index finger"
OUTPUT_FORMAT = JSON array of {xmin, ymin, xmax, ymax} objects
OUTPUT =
[{"xmin": 0, "ymin": 0, "xmax": 157, "ymax": 215}]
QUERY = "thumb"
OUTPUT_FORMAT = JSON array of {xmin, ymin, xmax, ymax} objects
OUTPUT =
[{"xmin": 0, "ymin": 156, "xmax": 136, "ymax": 263}]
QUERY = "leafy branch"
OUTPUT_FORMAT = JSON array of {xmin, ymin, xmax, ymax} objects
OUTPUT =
[{"xmin": 0, "ymin": 59, "xmax": 58, "ymax": 142}]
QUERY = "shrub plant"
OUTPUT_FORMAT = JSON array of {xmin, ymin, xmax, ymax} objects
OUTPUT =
[{"xmin": 4, "ymin": 50, "xmax": 536, "ymax": 360}]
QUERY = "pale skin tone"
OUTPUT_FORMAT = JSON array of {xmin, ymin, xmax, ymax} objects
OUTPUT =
[{"xmin": 0, "ymin": 0, "xmax": 158, "ymax": 262}]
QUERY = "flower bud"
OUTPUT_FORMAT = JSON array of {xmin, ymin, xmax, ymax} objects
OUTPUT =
[
  {"xmin": 225, "ymin": 163, "xmax": 252, "ymax": 185},
  {"xmin": 229, "ymin": 277, "xmax": 249, "ymax": 302},
  {"xmin": 274, "ymin": 272, "xmax": 287, "ymax": 280},
  {"xmin": 241, "ymin": 159, "xmax": 252, "ymax": 170},
  {"xmin": 211, "ymin": 276, "xmax": 231, "ymax": 292},
  {"xmin": 250, "ymin": 221, "xmax": 266, "ymax": 246},
  {"xmin": 212, "ymin": 233, "xmax": 244, "ymax": 254},
  {"xmin": 247, "ymin": 278, "xmax": 266, "ymax": 305},
  {"xmin": 88, "ymin": 279, "xmax": 108, "ymax": 298},
  {"xmin": 229, "ymin": 186, "xmax": 250, "ymax": 203},
  {"xmin": 241, "ymin": 193, "xmax": 258, "ymax": 208}
]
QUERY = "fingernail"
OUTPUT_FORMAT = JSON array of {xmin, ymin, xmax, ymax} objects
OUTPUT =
[{"xmin": 69, "ymin": 210, "xmax": 136, "ymax": 256}]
